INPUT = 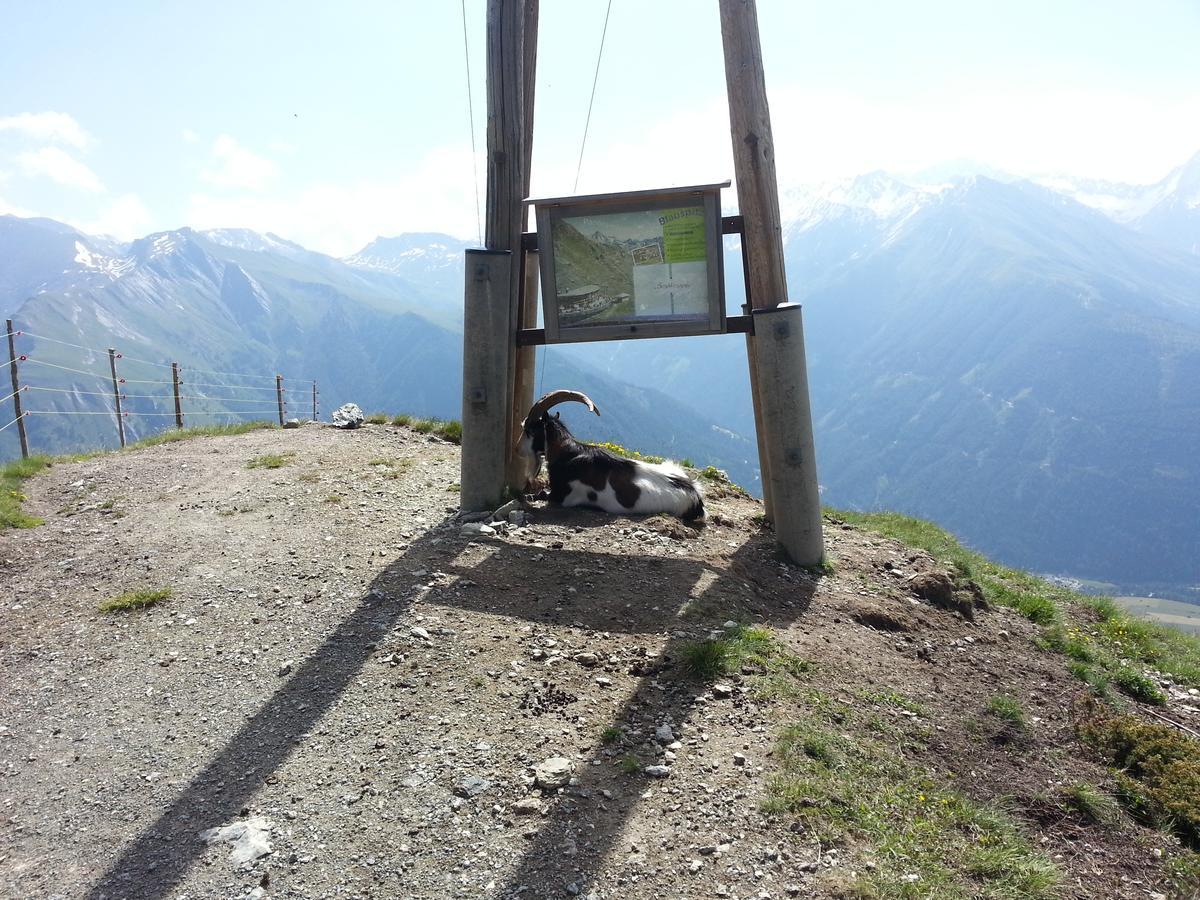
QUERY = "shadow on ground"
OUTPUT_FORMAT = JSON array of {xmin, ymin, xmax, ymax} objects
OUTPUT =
[{"xmin": 86, "ymin": 510, "xmax": 816, "ymax": 899}]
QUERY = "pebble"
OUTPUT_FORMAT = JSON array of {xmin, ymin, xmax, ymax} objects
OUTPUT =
[
  {"xmin": 643, "ymin": 765, "xmax": 671, "ymax": 778},
  {"xmin": 534, "ymin": 757, "xmax": 574, "ymax": 789},
  {"xmin": 460, "ymin": 522, "xmax": 495, "ymax": 537},
  {"xmin": 712, "ymin": 683, "xmax": 735, "ymax": 698},
  {"xmin": 513, "ymin": 797, "xmax": 543, "ymax": 815},
  {"xmin": 454, "ymin": 775, "xmax": 492, "ymax": 798},
  {"xmin": 655, "ymin": 724, "xmax": 675, "ymax": 744}
]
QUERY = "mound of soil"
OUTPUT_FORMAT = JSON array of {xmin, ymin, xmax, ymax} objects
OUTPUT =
[{"xmin": 0, "ymin": 424, "xmax": 1188, "ymax": 899}]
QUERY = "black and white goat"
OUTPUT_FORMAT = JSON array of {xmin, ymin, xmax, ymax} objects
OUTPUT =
[{"xmin": 514, "ymin": 390, "xmax": 706, "ymax": 521}]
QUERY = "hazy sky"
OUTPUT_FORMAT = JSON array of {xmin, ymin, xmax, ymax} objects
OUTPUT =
[{"xmin": 2, "ymin": 0, "xmax": 1198, "ymax": 254}]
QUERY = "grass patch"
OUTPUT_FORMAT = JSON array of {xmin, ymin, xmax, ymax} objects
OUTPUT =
[
  {"xmin": 589, "ymin": 441, "xmax": 665, "ymax": 464},
  {"xmin": 1077, "ymin": 702, "xmax": 1200, "ymax": 848},
  {"xmin": 618, "ymin": 753, "xmax": 641, "ymax": 775},
  {"xmin": 405, "ymin": 417, "xmax": 462, "ymax": 444},
  {"xmin": 1063, "ymin": 782, "xmax": 1121, "ymax": 826},
  {"xmin": 323, "ymin": 494, "xmax": 343, "ymax": 504},
  {"xmin": 764, "ymin": 722, "xmax": 1059, "ymax": 898},
  {"xmin": 1110, "ymin": 667, "xmax": 1167, "ymax": 705},
  {"xmin": 130, "ymin": 421, "xmax": 275, "ymax": 449},
  {"xmin": 247, "ymin": 452, "xmax": 293, "ymax": 469},
  {"xmin": 1067, "ymin": 661, "xmax": 1111, "ymax": 698},
  {"xmin": 986, "ymin": 694, "xmax": 1027, "ymax": 728},
  {"xmin": 601, "ymin": 726, "xmax": 622, "ymax": 745},
  {"xmin": 391, "ymin": 413, "xmax": 412, "ymax": 427},
  {"xmin": 680, "ymin": 624, "xmax": 811, "ymax": 682},
  {"xmin": 99, "ymin": 587, "xmax": 171, "ymax": 612},
  {"xmin": 835, "ymin": 508, "xmax": 1200, "ymax": 689},
  {"xmin": 364, "ymin": 413, "xmax": 389, "ymax": 425},
  {"xmin": 1, "ymin": 455, "xmax": 53, "ymax": 528},
  {"xmin": 695, "ymin": 465, "xmax": 750, "ymax": 497}
]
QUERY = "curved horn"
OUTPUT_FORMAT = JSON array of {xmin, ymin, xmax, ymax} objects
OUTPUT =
[{"xmin": 525, "ymin": 389, "xmax": 600, "ymax": 425}]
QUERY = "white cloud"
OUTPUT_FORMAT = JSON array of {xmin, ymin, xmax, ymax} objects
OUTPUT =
[
  {"xmin": 534, "ymin": 86, "xmax": 1200, "ymax": 207},
  {"xmin": 0, "ymin": 111, "xmax": 93, "ymax": 149},
  {"xmin": 201, "ymin": 135, "xmax": 279, "ymax": 191},
  {"xmin": 182, "ymin": 128, "xmax": 200, "ymax": 144},
  {"xmin": 16, "ymin": 146, "xmax": 105, "ymax": 192},
  {"xmin": 81, "ymin": 194, "xmax": 154, "ymax": 239},
  {"xmin": 0, "ymin": 193, "xmax": 37, "ymax": 218},
  {"xmin": 187, "ymin": 144, "xmax": 482, "ymax": 255}
]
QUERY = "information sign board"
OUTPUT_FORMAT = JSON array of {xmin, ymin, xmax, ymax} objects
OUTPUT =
[{"xmin": 530, "ymin": 182, "xmax": 728, "ymax": 343}]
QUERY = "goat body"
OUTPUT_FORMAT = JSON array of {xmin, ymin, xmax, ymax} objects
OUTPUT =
[{"xmin": 526, "ymin": 413, "xmax": 705, "ymax": 521}]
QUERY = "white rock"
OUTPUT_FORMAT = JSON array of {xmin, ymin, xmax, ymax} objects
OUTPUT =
[
  {"xmin": 331, "ymin": 403, "xmax": 364, "ymax": 429},
  {"xmin": 643, "ymin": 765, "xmax": 671, "ymax": 778},
  {"xmin": 534, "ymin": 756, "xmax": 574, "ymax": 789},
  {"xmin": 199, "ymin": 815, "xmax": 273, "ymax": 864}
]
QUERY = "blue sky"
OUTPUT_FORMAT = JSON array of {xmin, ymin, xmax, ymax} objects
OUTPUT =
[{"xmin": 1, "ymin": 0, "xmax": 1198, "ymax": 254}]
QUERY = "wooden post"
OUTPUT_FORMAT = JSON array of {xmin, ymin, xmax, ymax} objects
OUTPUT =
[
  {"xmin": 461, "ymin": 0, "xmax": 534, "ymax": 507},
  {"xmin": 461, "ymin": 249, "xmax": 513, "ymax": 511},
  {"xmin": 720, "ymin": 0, "xmax": 823, "ymax": 564},
  {"xmin": 508, "ymin": 0, "xmax": 540, "ymax": 478},
  {"xmin": 107, "ymin": 348, "xmax": 126, "ymax": 448},
  {"xmin": 275, "ymin": 375, "xmax": 285, "ymax": 426},
  {"xmin": 312, "ymin": 381, "xmax": 318, "ymax": 422},
  {"xmin": 171, "ymin": 363, "xmax": 183, "ymax": 429},
  {"xmin": 5, "ymin": 319, "xmax": 29, "ymax": 458},
  {"xmin": 507, "ymin": 248, "xmax": 540, "ymax": 488}
]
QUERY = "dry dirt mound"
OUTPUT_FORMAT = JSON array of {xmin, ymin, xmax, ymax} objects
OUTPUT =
[{"xmin": 0, "ymin": 424, "xmax": 1191, "ymax": 899}]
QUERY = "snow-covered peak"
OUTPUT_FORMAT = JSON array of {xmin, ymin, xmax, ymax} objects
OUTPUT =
[
  {"xmin": 1031, "ymin": 151, "xmax": 1200, "ymax": 224},
  {"xmin": 780, "ymin": 173, "xmax": 945, "ymax": 237},
  {"xmin": 201, "ymin": 228, "xmax": 306, "ymax": 254},
  {"xmin": 343, "ymin": 233, "xmax": 469, "ymax": 275},
  {"xmin": 72, "ymin": 240, "xmax": 135, "ymax": 280}
]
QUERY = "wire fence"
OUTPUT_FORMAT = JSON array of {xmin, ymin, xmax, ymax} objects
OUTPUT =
[{"xmin": 2, "ymin": 323, "xmax": 321, "ymax": 459}]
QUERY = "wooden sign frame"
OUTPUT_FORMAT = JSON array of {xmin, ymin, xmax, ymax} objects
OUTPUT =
[{"xmin": 530, "ymin": 182, "xmax": 729, "ymax": 344}]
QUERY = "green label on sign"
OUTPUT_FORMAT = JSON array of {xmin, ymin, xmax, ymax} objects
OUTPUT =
[{"xmin": 659, "ymin": 207, "xmax": 707, "ymax": 263}]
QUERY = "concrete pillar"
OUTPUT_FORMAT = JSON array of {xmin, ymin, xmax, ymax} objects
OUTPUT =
[
  {"xmin": 750, "ymin": 304, "xmax": 824, "ymax": 565},
  {"xmin": 460, "ymin": 249, "xmax": 513, "ymax": 512}
]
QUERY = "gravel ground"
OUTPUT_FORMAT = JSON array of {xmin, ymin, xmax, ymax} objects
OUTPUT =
[{"xmin": 0, "ymin": 423, "xmax": 1193, "ymax": 900}]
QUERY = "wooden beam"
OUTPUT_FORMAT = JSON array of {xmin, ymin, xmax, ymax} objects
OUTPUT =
[
  {"xmin": 721, "ymin": 0, "xmax": 822, "ymax": 562},
  {"xmin": 720, "ymin": 0, "xmax": 787, "ymax": 310},
  {"xmin": 509, "ymin": 0, "xmax": 540, "ymax": 486}
]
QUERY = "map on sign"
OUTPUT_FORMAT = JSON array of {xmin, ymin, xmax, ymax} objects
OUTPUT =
[{"xmin": 550, "ymin": 205, "xmax": 711, "ymax": 328}]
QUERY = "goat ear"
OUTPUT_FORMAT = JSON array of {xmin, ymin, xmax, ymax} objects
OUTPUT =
[{"xmin": 554, "ymin": 412, "xmax": 561, "ymax": 420}]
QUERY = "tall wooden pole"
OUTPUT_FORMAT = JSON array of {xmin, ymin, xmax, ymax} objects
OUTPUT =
[
  {"xmin": 275, "ymin": 375, "xmax": 285, "ymax": 426},
  {"xmin": 107, "ymin": 348, "xmax": 126, "ymax": 448},
  {"xmin": 312, "ymin": 380, "xmax": 318, "ymax": 422},
  {"xmin": 171, "ymin": 363, "xmax": 183, "ymax": 429},
  {"xmin": 463, "ymin": 0, "xmax": 535, "ymax": 510},
  {"xmin": 507, "ymin": 0, "xmax": 540, "ymax": 489},
  {"xmin": 5, "ymin": 320, "xmax": 29, "ymax": 458},
  {"xmin": 720, "ymin": 0, "xmax": 823, "ymax": 564}
]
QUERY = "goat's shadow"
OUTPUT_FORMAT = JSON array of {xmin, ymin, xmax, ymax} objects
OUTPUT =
[{"xmin": 84, "ymin": 509, "xmax": 815, "ymax": 900}]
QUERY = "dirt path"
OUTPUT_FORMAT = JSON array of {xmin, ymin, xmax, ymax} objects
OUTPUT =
[{"xmin": 0, "ymin": 424, "xmax": 1191, "ymax": 899}]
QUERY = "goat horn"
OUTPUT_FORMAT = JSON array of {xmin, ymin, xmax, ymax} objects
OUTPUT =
[{"xmin": 525, "ymin": 389, "xmax": 600, "ymax": 425}]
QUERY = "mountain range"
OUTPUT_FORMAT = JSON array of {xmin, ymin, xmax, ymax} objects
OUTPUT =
[{"xmin": 1, "ymin": 151, "xmax": 1198, "ymax": 601}]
